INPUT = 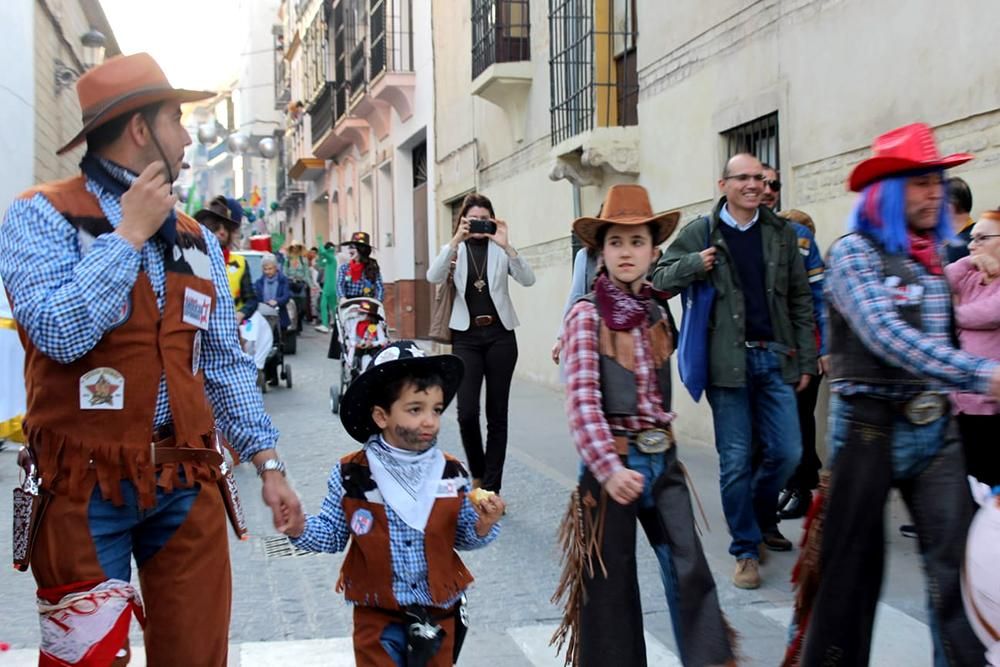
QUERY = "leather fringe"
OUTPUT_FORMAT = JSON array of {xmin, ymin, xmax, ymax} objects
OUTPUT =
[
  {"xmin": 550, "ymin": 488, "xmax": 607, "ymax": 667},
  {"xmin": 782, "ymin": 470, "xmax": 831, "ymax": 667}
]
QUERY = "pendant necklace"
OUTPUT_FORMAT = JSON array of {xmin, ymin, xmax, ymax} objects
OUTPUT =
[{"xmin": 467, "ymin": 245, "xmax": 487, "ymax": 293}]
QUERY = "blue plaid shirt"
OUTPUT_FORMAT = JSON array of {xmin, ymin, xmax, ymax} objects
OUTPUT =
[
  {"xmin": 825, "ymin": 233, "xmax": 997, "ymax": 399},
  {"xmin": 291, "ymin": 457, "xmax": 499, "ymax": 608},
  {"xmin": 337, "ymin": 262, "xmax": 384, "ymax": 301},
  {"xmin": 0, "ymin": 164, "xmax": 277, "ymax": 461}
]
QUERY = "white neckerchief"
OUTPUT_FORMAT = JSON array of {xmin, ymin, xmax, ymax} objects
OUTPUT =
[{"xmin": 365, "ymin": 436, "xmax": 445, "ymax": 533}]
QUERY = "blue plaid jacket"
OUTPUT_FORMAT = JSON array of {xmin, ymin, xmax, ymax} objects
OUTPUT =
[{"xmin": 0, "ymin": 163, "xmax": 277, "ymax": 460}]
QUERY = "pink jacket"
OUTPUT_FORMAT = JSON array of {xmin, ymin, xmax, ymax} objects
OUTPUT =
[{"xmin": 945, "ymin": 257, "xmax": 1000, "ymax": 415}]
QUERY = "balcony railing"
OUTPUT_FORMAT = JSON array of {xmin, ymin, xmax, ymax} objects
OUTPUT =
[
  {"xmin": 472, "ymin": 0, "xmax": 530, "ymax": 80},
  {"xmin": 548, "ymin": 0, "xmax": 637, "ymax": 146},
  {"xmin": 349, "ymin": 42, "xmax": 367, "ymax": 95},
  {"xmin": 310, "ymin": 82, "xmax": 335, "ymax": 145},
  {"xmin": 370, "ymin": 0, "xmax": 413, "ymax": 78}
]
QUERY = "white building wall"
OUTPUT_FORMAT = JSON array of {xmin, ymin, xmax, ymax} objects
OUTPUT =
[{"xmin": 0, "ymin": 0, "xmax": 35, "ymax": 216}]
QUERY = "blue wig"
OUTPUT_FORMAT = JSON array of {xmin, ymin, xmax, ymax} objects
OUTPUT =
[{"xmin": 847, "ymin": 171, "xmax": 951, "ymax": 254}]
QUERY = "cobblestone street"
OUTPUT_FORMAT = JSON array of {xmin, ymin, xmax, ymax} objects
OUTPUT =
[{"xmin": 1, "ymin": 331, "xmax": 939, "ymax": 665}]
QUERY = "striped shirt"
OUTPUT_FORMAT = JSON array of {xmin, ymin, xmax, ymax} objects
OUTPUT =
[
  {"xmin": 0, "ymin": 164, "xmax": 277, "ymax": 461},
  {"xmin": 563, "ymin": 300, "xmax": 675, "ymax": 484},
  {"xmin": 290, "ymin": 460, "xmax": 498, "ymax": 608},
  {"xmin": 824, "ymin": 233, "xmax": 997, "ymax": 400}
]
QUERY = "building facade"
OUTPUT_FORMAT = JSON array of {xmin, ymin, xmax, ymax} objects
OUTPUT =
[
  {"xmin": 274, "ymin": 0, "xmax": 436, "ymax": 338},
  {"xmin": 431, "ymin": 0, "xmax": 1000, "ymax": 444}
]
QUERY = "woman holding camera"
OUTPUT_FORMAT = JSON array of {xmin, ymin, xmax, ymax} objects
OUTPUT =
[{"xmin": 427, "ymin": 193, "xmax": 535, "ymax": 493}]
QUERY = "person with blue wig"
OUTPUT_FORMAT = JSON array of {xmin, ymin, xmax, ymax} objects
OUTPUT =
[{"xmin": 785, "ymin": 123, "xmax": 1000, "ymax": 667}]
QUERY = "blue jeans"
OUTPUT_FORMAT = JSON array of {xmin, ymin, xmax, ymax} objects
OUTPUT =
[
  {"xmin": 706, "ymin": 349, "xmax": 801, "ymax": 559},
  {"xmin": 87, "ymin": 479, "xmax": 200, "ymax": 581},
  {"xmin": 378, "ymin": 622, "xmax": 407, "ymax": 665}
]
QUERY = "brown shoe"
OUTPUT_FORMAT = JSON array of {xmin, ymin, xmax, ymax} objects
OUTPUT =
[
  {"xmin": 762, "ymin": 528, "xmax": 793, "ymax": 551},
  {"xmin": 733, "ymin": 558, "xmax": 761, "ymax": 589}
]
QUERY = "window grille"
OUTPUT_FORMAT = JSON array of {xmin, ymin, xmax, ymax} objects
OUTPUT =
[
  {"xmin": 723, "ymin": 112, "xmax": 780, "ymax": 173},
  {"xmin": 471, "ymin": 0, "xmax": 531, "ymax": 80}
]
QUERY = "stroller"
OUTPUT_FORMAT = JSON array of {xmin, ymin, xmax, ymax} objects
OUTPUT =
[
  {"xmin": 329, "ymin": 297, "xmax": 389, "ymax": 414},
  {"xmin": 244, "ymin": 305, "xmax": 292, "ymax": 392}
]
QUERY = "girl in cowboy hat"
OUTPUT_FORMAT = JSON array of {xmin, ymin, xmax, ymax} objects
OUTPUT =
[
  {"xmin": 337, "ymin": 231, "xmax": 385, "ymax": 301},
  {"xmin": 553, "ymin": 184, "xmax": 735, "ymax": 667},
  {"xmin": 283, "ymin": 341, "xmax": 504, "ymax": 666}
]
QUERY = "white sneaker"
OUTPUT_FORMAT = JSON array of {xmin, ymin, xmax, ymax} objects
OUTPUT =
[{"xmin": 315, "ymin": 325, "xmax": 331, "ymax": 333}]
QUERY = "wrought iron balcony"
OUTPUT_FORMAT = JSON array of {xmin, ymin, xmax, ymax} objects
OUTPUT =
[
  {"xmin": 349, "ymin": 42, "xmax": 367, "ymax": 97},
  {"xmin": 369, "ymin": 0, "xmax": 413, "ymax": 79},
  {"xmin": 472, "ymin": 0, "xmax": 530, "ymax": 80},
  {"xmin": 309, "ymin": 82, "xmax": 335, "ymax": 146}
]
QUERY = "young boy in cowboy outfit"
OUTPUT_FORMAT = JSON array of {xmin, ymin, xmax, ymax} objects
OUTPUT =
[
  {"xmin": 285, "ymin": 341, "xmax": 505, "ymax": 667},
  {"xmin": 553, "ymin": 184, "xmax": 735, "ymax": 667},
  {"xmin": 785, "ymin": 123, "xmax": 1000, "ymax": 666}
]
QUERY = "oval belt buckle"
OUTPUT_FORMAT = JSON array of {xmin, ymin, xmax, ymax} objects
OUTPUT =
[
  {"xmin": 635, "ymin": 429, "xmax": 672, "ymax": 454},
  {"xmin": 904, "ymin": 392, "xmax": 947, "ymax": 426}
]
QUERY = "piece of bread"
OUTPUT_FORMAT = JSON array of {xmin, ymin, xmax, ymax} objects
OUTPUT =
[{"xmin": 468, "ymin": 488, "xmax": 496, "ymax": 505}]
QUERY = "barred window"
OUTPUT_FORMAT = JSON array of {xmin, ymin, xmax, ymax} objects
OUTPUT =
[
  {"xmin": 722, "ymin": 112, "xmax": 780, "ymax": 172},
  {"xmin": 471, "ymin": 0, "xmax": 531, "ymax": 80}
]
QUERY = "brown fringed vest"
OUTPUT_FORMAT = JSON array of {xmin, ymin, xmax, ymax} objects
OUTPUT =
[
  {"xmin": 14, "ymin": 176, "xmax": 218, "ymax": 508},
  {"xmin": 336, "ymin": 450, "xmax": 475, "ymax": 610}
]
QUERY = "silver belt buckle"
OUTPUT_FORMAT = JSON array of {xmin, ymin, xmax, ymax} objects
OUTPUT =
[
  {"xmin": 634, "ymin": 428, "xmax": 673, "ymax": 454},
  {"xmin": 904, "ymin": 392, "xmax": 947, "ymax": 426}
]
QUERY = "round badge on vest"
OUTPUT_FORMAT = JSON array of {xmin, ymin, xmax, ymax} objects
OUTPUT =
[
  {"xmin": 350, "ymin": 508, "xmax": 374, "ymax": 536},
  {"xmin": 79, "ymin": 367, "xmax": 125, "ymax": 410}
]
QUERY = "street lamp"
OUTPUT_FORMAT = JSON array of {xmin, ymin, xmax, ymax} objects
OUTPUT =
[{"xmin": 54, "ymin": 29, "xmax": 107, "ymax": 94}]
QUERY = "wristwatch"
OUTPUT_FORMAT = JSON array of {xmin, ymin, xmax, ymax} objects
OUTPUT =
[{"xmin": 255, "ymin": 458, "xmax": 287, "ymax": 478}]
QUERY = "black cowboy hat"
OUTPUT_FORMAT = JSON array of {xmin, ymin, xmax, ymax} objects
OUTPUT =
[
  {"xmin": 339, "ymin": 341, "xmax": 464, "ymax": 443},
  {"xmin": 341, "ymin": 231, "xmax": 373, "ymax": 248},
  {"xmin": 194, "ymin": 195, "xmax": 243, "ymax": 231}
]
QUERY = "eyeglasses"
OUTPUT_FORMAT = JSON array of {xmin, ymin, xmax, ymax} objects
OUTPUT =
[
  {"xmin": 970, "ymin": 234, "xmax": 1000, "ymax": 245},
  {"xmin": 723, "ymin": 173, "xmax": 766, "ymax": 183},
  {"xmin": 764, "ymin": 179, "xmax": 782, "ymax": 192}
]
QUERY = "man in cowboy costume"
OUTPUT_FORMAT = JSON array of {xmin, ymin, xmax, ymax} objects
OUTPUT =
[
  {"xmin": 786, "ymin": 123, "xmax": 1000, "ymax": 666},
  {"xmin": 195, "ymin": 195, "xmax": 258, "ymax": 324},
  {"xmin": 0, "ymin": 53, "xmax": 302, "ymax": 666}
]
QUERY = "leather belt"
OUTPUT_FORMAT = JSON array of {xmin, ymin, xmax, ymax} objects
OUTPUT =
[
  {"xmin": 843, "ymin": 391, "xmax": 949, "ymax": 426},
  {"xmin": 472, "ymin": 315, "xmax": 495, "ymax": 327},
  {"xmin": 88, "ymin": 424, "xmax": 223, "ymax": 468},
  {"xmin": 745, "ymin": 340, "xmax": 796, "ymax": 357},
  {"xmin": 611, "ymin": 427, "xmax": 675, "ymax": 456}
]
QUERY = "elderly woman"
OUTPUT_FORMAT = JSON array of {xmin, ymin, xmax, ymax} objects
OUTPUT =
[
  {"xmin": 427, "ymin": 193, "xmax": 535, "ymax": 493},
  {"xmin": 254, "ymin": 254, "xmax": 292, "ymax": 331},
  {"xmin": 946, "ymin": 208, "xmax": 1000, "ymax": 486}
]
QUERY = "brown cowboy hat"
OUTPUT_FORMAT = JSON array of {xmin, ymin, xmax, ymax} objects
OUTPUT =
[
  {"xmin": 57, "ymin": 52, "xmax": 214, "ymax": 155},
  {"xmin": 847, "ymin": 123, "xmax": 973, "ymax": 192},
  {"xmin": 572, "ymin": 184, "xmax": 680, "ymax": 250},
  {"xmin": 194, "ymin": 196, "xmax": 243, "ymax": 231}
]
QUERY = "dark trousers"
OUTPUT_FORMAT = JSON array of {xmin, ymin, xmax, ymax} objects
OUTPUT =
[
  {"xmin": 957, "ymin": 412, "xmax": 1000, "ymax": 487},
  {"xmin": 784, "ymin": 373, "xmax": 823, "ymax": 491},
  {"xmin": 802, "ymin": 399, "xmax": 982, "ymax": 666},
  {"xmin": 451, "ymin": 324, "xmax": 517, "ymax": 492}
]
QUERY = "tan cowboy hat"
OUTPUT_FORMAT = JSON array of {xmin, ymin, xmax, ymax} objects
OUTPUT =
[
  {"xmin": 57, "ymin": 52, "xmax": 214, "ymax": 155},
  {"xmin": 572, "ymin": 184, "xmax": 680, "ymax": 250}
]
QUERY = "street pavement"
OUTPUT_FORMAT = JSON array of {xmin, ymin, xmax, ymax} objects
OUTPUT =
[{"xmin": 0, "ymin": 330, "xmax": 938, "ymax": 665}]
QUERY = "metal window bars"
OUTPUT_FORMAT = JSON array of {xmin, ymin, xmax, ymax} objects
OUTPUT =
[
  {"xmin": 333, "ymin": 1, "xmax": 349, "ymax": 121},
  {"xmin": 472, "ymin": 0, "xmax": 531, "ymax": 80},
  {"xmin": 548, "ymin": 0, "xmax": 637, "ymax": 146},
  {"xmin": 310, "ymin": 82, "xmax": 336, "ymax": 145},
  {"xmin": 370, "ymin": 0, "xmax": 414, "ymax": 79},
  {"xmin": 723, "ymin": 112, "xmax": 781, "ymax": 172}
]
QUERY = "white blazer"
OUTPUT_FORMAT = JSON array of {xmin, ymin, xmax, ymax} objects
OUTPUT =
[{"xmin": 427, "ymin": 241, "xmax": 535, "ymax": 331}]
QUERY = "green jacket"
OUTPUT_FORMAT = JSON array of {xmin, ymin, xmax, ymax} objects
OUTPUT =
[
  {"xmin": 316, "ymin": 243, "xmax": 339, "ymax": 301},
  {"xmin": 652, "ymin": 198, "xmax": 817, "ymax": 388}
]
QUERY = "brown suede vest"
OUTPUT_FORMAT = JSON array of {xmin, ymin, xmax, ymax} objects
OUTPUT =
[
  {"xmin": 336, "ymin": 450, "xmax": 475, "ymax": 610},
  {"xmin": 14, "ymin": 176, "xmax": 218, "ymax": 507}
]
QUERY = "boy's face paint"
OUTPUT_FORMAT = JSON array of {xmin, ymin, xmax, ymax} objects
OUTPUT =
[{"xmin": 372, "ymin": 383, "xmax": 444, "ymax": 452}]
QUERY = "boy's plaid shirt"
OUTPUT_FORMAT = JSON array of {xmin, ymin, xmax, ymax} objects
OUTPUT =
[{"xmin": 563, "ymin": 300, "xmax": 675, "ymax": 484}]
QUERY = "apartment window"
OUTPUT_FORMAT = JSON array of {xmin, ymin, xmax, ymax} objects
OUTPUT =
[
  {"xmin": 471, "ymin": 0, "xmax": 531, "ymax": 80},
  {"xmin": 723, "ymin": 112, "xmax": 780, "ymax": 173},
  {"xmin": 370, "ymin": 0, "xmax": 413, "ymax": 78},
  {"xmin": 333, "ymin": 2, "xmax": 349, "ymax": 120},
  {"xmin": 346, "ymin": 0, "xmax": 368, "ymax": 95},
  {"xmin": 549, "ymin": 0, "xmax": 638, "ymax": 145},
  {"xmin": 303, "ymin": 9, "xmax": 329, "ymax": 104}
]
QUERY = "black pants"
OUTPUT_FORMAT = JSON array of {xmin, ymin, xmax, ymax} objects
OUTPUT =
[
  {"xmin": 451, "ymin": 323, "xmax": 517, "ymax": 492},
  {"xmin": 957, "ymin": 412, "xmax": 1000, "ymax": 487},
  {"xmin": 784, "ymin": 373, "xmax": 823, "ymax": 491},
  {"xmin": 802, "ymin": 401, "xmax": 982, "ymax": 666}
]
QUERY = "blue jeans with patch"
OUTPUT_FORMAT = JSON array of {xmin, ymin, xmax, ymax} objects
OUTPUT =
[
  {"xmin": 87, "ymin": 479, "xmax": 200, "ymax": 581},
  {"xmin": 706, "ymin": 348, "xmax": 801, "ymax": 560}
]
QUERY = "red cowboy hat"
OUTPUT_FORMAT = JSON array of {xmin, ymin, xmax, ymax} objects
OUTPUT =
[
  {"xmin": 847, "ymin": 123, "xmax": 973, "ymax": 192},
  {"xmin": 57, "ymin": 52, "xmax": 214, "ymax": 155}
]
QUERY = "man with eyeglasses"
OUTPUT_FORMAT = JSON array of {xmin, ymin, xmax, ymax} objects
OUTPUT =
[
  {"xmin": 654, "ymin": 153, "xmax": 816, "ymax": 590},
  {"xmin": 785, "ymin": 123, "xmax": 1000, "ymax": 666}
]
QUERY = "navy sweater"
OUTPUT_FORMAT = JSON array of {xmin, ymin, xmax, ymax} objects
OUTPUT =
[{"xmin": 718, "ymin": 222, "xmax": 774, "ymax": 341}]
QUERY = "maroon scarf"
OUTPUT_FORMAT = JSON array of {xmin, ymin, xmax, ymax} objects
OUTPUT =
[
  {"xmin": 908, "ymin": 231, "xmax": 943, "ymax": 275},
  {"xmin": 593, "ymin": 274, "xmax": 657, "ymax": 330}
]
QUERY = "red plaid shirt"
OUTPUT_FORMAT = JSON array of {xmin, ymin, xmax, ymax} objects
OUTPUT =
[{"xmin": 563, "ymin": 300, "xmax": 675, "ymax": 483}]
